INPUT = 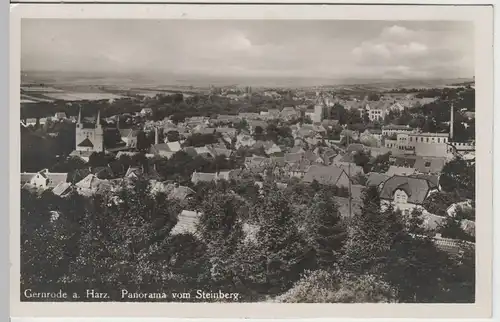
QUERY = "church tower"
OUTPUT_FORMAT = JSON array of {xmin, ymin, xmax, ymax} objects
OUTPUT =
[
  {"xmin": 312, "ymin": 91, "xmax": 324, "ymax": 123},
  {"xmin": 75, "ymin": 108, "xmax": 104, "ymax": 153}
]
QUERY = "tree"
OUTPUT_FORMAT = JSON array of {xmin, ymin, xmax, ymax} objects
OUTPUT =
[
  {"xmin": 276, "ymin": 270, "xmax": 397, "ymax": 303},
  {"xmin": 166, "ymin": 130, "xmax": 180, "ymax": 142},
  {"xmin": 237, "ymin": 189, "xmax": 313, "ymax": 295},
  {"xmin": 183, "ymin": 133, "xmax": 219, "ymax": 148},
  {"xmin": 421, "ymin": 191, "xmax": 460, "ymax": 217},
  {"xmin": 438, "ymin": 216, "xmax": 474, "ymax": 242},
  {"xmin": 49, "ymin": 156, "xmax": 87, "ymax": 173},
  {"xmin": 353, "ymin": 150, "xmax": 371, "ymax": 173},
  {"xmin": 341, "ymin": 186, "xmax": 393, "ymax": 275},
  {"xmin": 440, "ymin": 158, "xmax": 475, "ymax": 199},
  {"xmin": 88, "ymin": 152, "xmax": 114, "ymax": 169},
  {"xmin": 307, "ymin": 191, "xmax": 347, "ymax": 269},
  {"xmin": 370, "ymin": 152, "xmax": 391, "ymax": 173}
]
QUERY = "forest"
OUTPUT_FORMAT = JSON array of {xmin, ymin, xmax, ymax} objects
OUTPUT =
[{"xmin": 21, "ymin": 177, "xmax": 474, "ymax": 303}]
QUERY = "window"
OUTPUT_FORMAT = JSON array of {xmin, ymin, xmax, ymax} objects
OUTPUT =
[
  {"xmin": 437, "ymin": 138, "xmax": 440, "ymax": 143},
  {"xmin": 426, "ymin": 138, "xmax": 429, "ymax": 143},
  {"xmin": 425, "ymin": 161, "xmax": 431, "ymax": 167},
  {"xmin": 410, "ymin": 137, "xmax": 412, "ymax": 142}
]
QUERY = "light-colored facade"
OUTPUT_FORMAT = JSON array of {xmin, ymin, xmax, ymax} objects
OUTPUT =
[{"xmin": 75, "ymin": 109, "xmax": 104, "ymax": 153}]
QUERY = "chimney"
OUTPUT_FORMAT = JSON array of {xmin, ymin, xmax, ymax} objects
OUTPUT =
[
  {"xmin": 154, "ymin": 127, "xmax": 159, "ymax": 145},
  {"xmin": 77, "ymin": 108, "xmax": 82, "ymax": 124},
  {"xmin": 96, "ymin": 109, "xmax": 101, "ymax": 127},
  {"xmin": 450, "ymin": 103, "xmax": 454, "ymax": 140}
]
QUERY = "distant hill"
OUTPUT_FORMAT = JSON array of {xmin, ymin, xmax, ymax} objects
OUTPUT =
[{"xmin": 21, "ymin": 70, "xmax": 473, "ymax": 91}]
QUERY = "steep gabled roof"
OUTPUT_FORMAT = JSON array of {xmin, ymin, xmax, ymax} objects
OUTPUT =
[
  {"xmin": 366, "ymin": 172, "xmax": 390, "ymax": 187},
  {"xmin": 77, "ymin": 138, "xmax": 94, "ymax": 148},
  {"xmin": 380, "ymin": 175, "xmax": 431, "ymax": 205},
  {"xmin": 386, "ymin": 165, "xmax": 417, "ymax": 177},
  {"xmin": 303, "ymin": 165, "xmax": 346, "ymax": 186},
  {"xmin": 52, "ymin": 182, "xmax": 73, "ymax": 197},
  {"xmin": 414, "ymin": 157, "xmax": 446, "ymax": 174}
]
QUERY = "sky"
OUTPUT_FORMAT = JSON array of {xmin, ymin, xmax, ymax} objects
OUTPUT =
[{"xmin": 21, "ymin": 19, "xmax": 474, "ymax": 80}]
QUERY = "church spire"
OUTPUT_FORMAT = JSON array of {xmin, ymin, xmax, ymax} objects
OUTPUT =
[{"xmin": 77, "ymin": 108, "xmax": 82, "ymax": 124}]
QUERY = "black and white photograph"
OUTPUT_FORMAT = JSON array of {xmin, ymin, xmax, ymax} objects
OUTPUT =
[{"xmin": 12, "ymin": 4, "xmax": 493, "ymax": 315}]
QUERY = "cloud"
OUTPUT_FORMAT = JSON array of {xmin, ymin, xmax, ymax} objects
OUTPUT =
[
  {"xmin": 351, "ymin": 24, "xmax": 472, "ymax": 78},
  {"xmin": 21, "ymin": 20, "xmax": 473, "ymax": 80},
  {"xmin": 380, "ymin": 25, "xmax": 417, "ymax": 41}
]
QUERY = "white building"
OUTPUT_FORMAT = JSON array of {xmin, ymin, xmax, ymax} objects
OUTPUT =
[{"xmin": 75, "ymin": 109, "xmax": 104, "ymax": 153}]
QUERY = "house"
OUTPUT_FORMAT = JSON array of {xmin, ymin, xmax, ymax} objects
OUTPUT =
[
  {"xmin": 238, "ymin": 112, "xmax": 261, "ymax": 120},
  {"xmin": 124, "ymin": 165, "xmax": 161, "ymax": 181},
  {"xmin": 338, "ymin": 163, "xmax": 364, "ymax": 177},
  {"xmin": 360, "ymin": 129, "xmax": 383, "ymax": 147},
  {"xmin": 215, "ymin": 127, "xmax": 237, "ymax": 138},
  {"xmin": 21, "ymin": 169, "xmax": 68, "ymax": 190},
  {"xmin": 191, "ymin": 171, "xmax": 237, "ymax": 184},
  {"xmin": 446, "ymin": 200, "xmax": 474, "ymax": 217},
  {"xmin": 382, "ymin": 124, "xmax": 413, "ymax": 136},
  {"xmin": 260, "ymin": 109, "xmax": 281, "ymax": 120},
  {"xmin": 140, "ymin": 108, "xmax": 153, "ymax": 116},
  {"xmin": 194, "ymin": 146, "xmax": 215, "ymax": 159},
  {"xmin": 119, "ymin": 129, "xmax": 139, "ymax": 148},
  {"xmin": 284, "ymin": 152, "xmax": 304, "ymax": 164},
  {"xmin": 303, "ymin": 150, "xmax": 324, "ymax": 164},
  {"xmin": 410, "ymin": 173, "xmax": 440, "ymax": 190},
  {"xmin": 253, "ymin": 141, "xmax": 282, "ymax": 155},
  {"xmin": 67, "ymin": 168, "xmax": 92, "ymax": 184},
  {"xmin": 247, "ymin": 120, "xmax": 268, "ymax": 134},
  {"xmin": 150, "ymin": 181, "xmax": 195, "ymax": 201},
  {"xmin": 116, "ymin": 151, "xmax": 140, "ymax": 159},
  {"xmin": 245, "ymin": 155, "xmax": 272, "ymax": 169},
  {"xmin": 389, "ymin": 102, "xmax": 407, "ymax": 112},
  {"xmin": 386, "ymin": 165, "xmax": 417, "ymax": 177},
  {"xmin": 321, "ymin": 119, "xmax": 340, "ymax": 129},
  {"xmin": 340, "ymin": 129, "xmax": 359, "ymax": 141},
  {"xmin": 51, "ymin": 182, "xmax": 73, "ymax": 197},
  {"xmin": 149, "ymin": 143, "xmax": 176, "ymax": 159},
  {"xmin": 413, "ymin": 157, "xmax": 446, "ymax": 174},
  {"xmin": 366, "ymin": 172, "xmax": 390, "ymax": 189},
  {"xmin": 25, "ymin": 118, "xmax": 37, "ymax": 126},
  {"xmin": 54, "ymin": 112, "xmax": 67, "ymax": 120},
  {"xmin": 235, "ymin": 133, "xmax": 256, "ymax": 149},
  {"xmin": 303, "ymin": 165, "xmax": 351, "ymax": 188},
  {"xmin": 346, "ymin": 143, "xmax": 366, "ymax": 155},
  {"xmin": 360, "ymin": 101, "xmax": 392, "ymax": 122},
  {"xmin": 75, "ymin": 174, "xmax": 112, "ymax": 196},
  {"xmin": 368, "ymin": 147, "xmax": 391, "ymax": 158},
  {"xmin": 217, "ymin": 114, "xmax": 240, "ymax": 123},
  {"xmin": 321, "ymin": 149, "xmax": 338, "ymax": 165},
  {"xmin": 380, "ymin": 175, "xmax": 435, "ymax": 215},
  {"xmin": 287, "ymin": 160, "xmax": 311, "ymax": 179},
  {"xmin": 170, "ymin": 210, "xmax": 202, "ymax": 237},
  {"xmin": 280, "ymin": 106, "xmax": 300, "ymax": 120},
  {"xmin": 211, "ymin": 147, "xmax": 233, "ymax": 158},
  {"xmin": 92, "ymin": 166, "xmax": 115, "ymax": 180},
  {"xmin": 191, "ymin": 172, "xmax": 217, "ymax": 184}
]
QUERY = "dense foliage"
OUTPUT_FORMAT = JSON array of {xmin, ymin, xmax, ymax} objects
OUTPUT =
[{"xmin": 21, "ymin": 178, "xmax": 475, "ymax": 303}]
